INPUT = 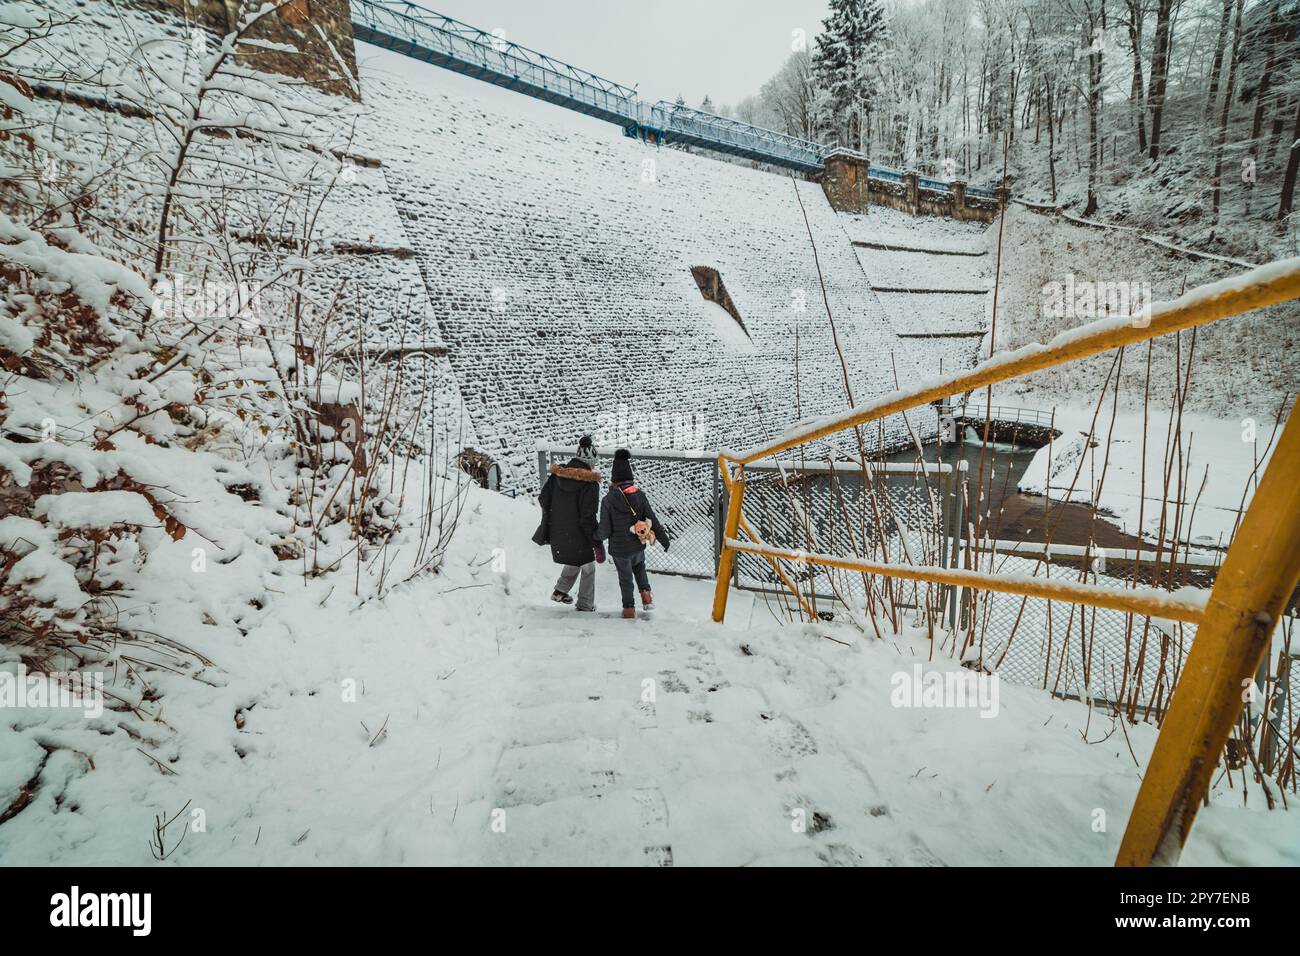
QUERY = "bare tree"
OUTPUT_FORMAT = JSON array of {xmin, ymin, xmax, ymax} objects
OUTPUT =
[
  {"xmin": 1205, "ymin": 0, "xmax": 1233, "ymax": 117},
  {"xmin": 1279, "ymin": 98, "xmax": 1300, "ymax": 220},
  {"xmin": 1123, "ymin": 0, "xmax": 1148, "ymax": 152},
  {"xmin": 760, "ymin": 50, "xmax": 819, "ymax": 141},
  {"xmin": 1210, "ymin": 0, "xmax": 1244, "ymax": 217},
  {"xmin": 1147, "ymin": 0, "xmax": 1175, "ymax": 159}
]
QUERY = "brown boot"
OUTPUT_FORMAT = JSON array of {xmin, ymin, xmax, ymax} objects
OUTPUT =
[
  {"xmin": 640, "ymin": 590, "xmax": 654, "ymax": 610},
  {"xmin": 622, "ymin": 607, "xmax": 636, "ymax": 620}
]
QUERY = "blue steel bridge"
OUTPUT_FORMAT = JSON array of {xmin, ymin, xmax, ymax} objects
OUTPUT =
[{"xmin": 350, "ymin": 0, "xmax": 994, "ymax": 196}]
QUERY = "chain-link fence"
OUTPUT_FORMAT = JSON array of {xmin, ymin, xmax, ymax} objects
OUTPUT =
[
  {"xmin": 973, "ymin": 553, "xmax": 1195, "ymax": 705},
  {"xmin": 534, "ymin": 445, "xmax": 1296, "ymax": 754},
  {"xmin": 967, "ymin": 549, "xmax": 1298, "ymax": 721},
  {"xmin": 537, "ymin": 445, "xmax": 720, "ymax": 578},
  {"xmin": 734, "ymin": 459, "xmax": 956, "ymax": 617},
  {"xmin": 535, "ymin": 446, "xmax": 957, "ymax": 598}
]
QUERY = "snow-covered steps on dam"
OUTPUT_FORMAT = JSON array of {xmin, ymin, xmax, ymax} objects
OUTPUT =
[{"xmin": 843, "ymin": 207, "xmax": 994, "ymax": 378}]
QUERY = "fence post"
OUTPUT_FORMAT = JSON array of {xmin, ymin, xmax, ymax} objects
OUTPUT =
[
  {"xmin": 937, "ymin": 469, "xmax": 949, "ymax": 573},
  {"xmin": 713, "ymin": 465, "xmax": 723, "ymax": 574},
  {"xmin": 937, "ymin": 468, "xmax": 950, "ymax": 620},
  {"xmin": 536, "ymin": 448, "xmax": 547, "ymax": 488},
  {"xmin": 1264, "ymin": 650, "xmax": 1290, "ymax": 772},
  {"xmin": 712, "ymin": 460, "xmax": 745, "ymax": 623},
  {"xmin": 1116, "ymin": 406, "xmax": 1300, "ymax": 866},
  {"xmin": 948, "ymin": 460, "xmax": 967, "ymax": 630}
]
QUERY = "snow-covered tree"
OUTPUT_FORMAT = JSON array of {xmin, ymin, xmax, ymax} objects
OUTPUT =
[
  {"xmin": 735, "ymin": 0, "xmax": 1298, "ymax": 256},
  {"xmin": 813, "ymin": 0, "xmax": 890, "ymax": 149},
  {"xmin": 0, "ymin": 3, "xmax": 460, "ymax": 668},
  {"xmin": 760, "ymin": 50, "xmax": 819, "ymax": 141}
]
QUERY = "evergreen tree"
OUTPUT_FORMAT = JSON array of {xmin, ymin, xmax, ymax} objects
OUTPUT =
[{"xmin": 812, "ymin": 0, "xmax": 888, "ymax": 143}]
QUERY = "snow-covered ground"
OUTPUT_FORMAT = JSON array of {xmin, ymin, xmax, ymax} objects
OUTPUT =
[
  {"xmin": 350, "ymin": 42, "xmax": 934, "ymax": 488},
  {"xmin": 841, "ymin": 207, "xmax": 990, "ymax": 250},
  {"xmin": 977, "ymin": 205, "xmax": 1296, "ymax": 549},
  {"xmin": 3, "ymin": 486, "xmax": 1295, "ymax": 866},
  {"xmin": 845, "ymin": 205, "xmax": 993, "ymax": 378}
]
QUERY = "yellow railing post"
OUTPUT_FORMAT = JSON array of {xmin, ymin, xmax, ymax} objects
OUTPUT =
[
  {"xmin": 711, "ymin": 458, "xmax": 745, "ymax": 623},
  {"xmin": 723, "ymin": 539, "xmax": 1207, "ymax": 622},
  {"xmin": 1116, "ymin": 402, "xmax": 1300, "ymax": 866}
]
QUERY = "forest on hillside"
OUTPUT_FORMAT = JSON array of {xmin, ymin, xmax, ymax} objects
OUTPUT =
[{"xmin": 704, "ymin": 0, "xmax": 1299, "ymax": 258}]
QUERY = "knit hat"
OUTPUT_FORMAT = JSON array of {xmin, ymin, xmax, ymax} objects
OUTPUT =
[
  {"xmin": 611, "ymin": 448, "xmax": 634, "ymax": 483},
  {"xmin": 575, "ymin": 435, "xmax": 597, "ymax": 465}
]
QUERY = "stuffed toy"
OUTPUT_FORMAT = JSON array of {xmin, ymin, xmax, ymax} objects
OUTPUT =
[{"xmin": 631, "ymin": 519, "xmax": 655, "ymax": 546}]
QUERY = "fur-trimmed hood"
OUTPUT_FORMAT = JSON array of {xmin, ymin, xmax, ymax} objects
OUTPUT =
[{"xmin": 548, "ymin": 462, "xmax": 601, "ymax": 482}]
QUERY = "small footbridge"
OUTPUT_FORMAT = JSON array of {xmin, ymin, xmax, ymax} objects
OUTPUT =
[{"xmin": 349, "ymin": 0, "xmax": 991, "ymax": 195}]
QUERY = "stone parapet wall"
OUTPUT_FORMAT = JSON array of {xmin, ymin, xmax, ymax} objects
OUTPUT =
[{"xmin": 821, "ymin": 152, "xmax": 1005, "ymax": 224}]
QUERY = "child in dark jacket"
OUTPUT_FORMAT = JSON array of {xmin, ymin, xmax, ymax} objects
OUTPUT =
[{"xmin": 597, "ymin": 449, "xmax": 669, "ymax": 619}]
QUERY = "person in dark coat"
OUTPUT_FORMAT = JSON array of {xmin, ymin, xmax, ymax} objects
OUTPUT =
[
  {"xmin": 597, "ymin": 449, "xmax": 669, "ymax": 619},
  {"xmin": 534, "ymin": 436, "xmax": 604, "ymax": 611}
]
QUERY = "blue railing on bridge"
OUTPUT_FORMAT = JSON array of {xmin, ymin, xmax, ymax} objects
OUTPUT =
[
  {"xmin": 637, "ymin": 101, "xmax": 824, "ymax": 171},
  {"xmin": 349, "ymin": 0, "xmax": 998, "ymax": 195},
  {"xmin": 350, "ymin": 0, "xmax": 640, "ymax": 125}
]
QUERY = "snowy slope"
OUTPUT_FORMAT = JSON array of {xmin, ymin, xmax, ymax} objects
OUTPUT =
[
  {"xmin": 977, "ymin": 206, "xmax": 1297, "ymax": 546},
  {"xmin": 5, "ymin": 0, "xmax": 1296, "ymax": 871},
  {"xmin": 987, "ymin": 206, "xmax": 1298, "ymax": 418},
  {"xmin": 1018, "ymin": 407, "xmax": 1277, "ymax": 548},
  {"xmin": 2, "ymin": 0, "xmax": 480, "ymax": 462},
  {"xmin": 841, "ymin": 206, "xmax": 994, "ymax": 385}
]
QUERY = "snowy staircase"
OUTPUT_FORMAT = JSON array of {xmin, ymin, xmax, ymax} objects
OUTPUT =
[{"xmin": 446, "ymin": 590, "xmax": 911, "ymax": 866}]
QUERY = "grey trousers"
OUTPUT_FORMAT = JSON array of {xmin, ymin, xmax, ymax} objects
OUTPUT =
[{"xmin": 555, "ymin": 561, "xmax": 597, "ymax": 611}]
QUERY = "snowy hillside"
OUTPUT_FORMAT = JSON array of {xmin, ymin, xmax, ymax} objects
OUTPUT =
[
  {"xmin": 988, "ymin": 206, "xmax": 1298, "ymax": 419},
  {"xmin": 970, "ymin": 205, "xmax": 1298, "ymax": 551},
  {"xmin": 353, "ymin": 44, "xmax": 937, "ymax": 489},
  {"xmin": 844, "ymin": 206, "xmax": 994, "ymax": 377}
]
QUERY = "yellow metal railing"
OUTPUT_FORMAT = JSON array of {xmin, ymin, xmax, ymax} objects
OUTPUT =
[{"xmin": 710, "ymin": 257, "xmax": 1300, "ymax": 866}]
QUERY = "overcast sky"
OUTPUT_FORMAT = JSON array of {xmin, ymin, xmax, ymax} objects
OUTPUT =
[{"xmin": 416, "ymin": 0, "xmax": 833, "ymax": 109}]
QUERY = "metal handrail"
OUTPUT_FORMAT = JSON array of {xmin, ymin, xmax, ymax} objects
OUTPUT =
[
  {"xmin": 352, "ymin": 0, "xmax": 639, "ymax": 123},
  {"xmin": 639, "ymin": 100, "xmax": 821, "ymax": 171},
  {"xmin": 710, "ymin": 257, "xmax": 1300, "ymax": 867},
  {"xmin": 356, "ymin": 1, "xmax": 637, "ymax": 99},
  {"xmin": 954, "ymin": 403, "xmax": 1057, "ymax": 428},
  {"xmin": 746, "ymin": 456, "xmax": 952, "ymax": 476},
  {"xmin": 722, "ymin": 261, "xmax": 1300, "ymax": 466}
]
